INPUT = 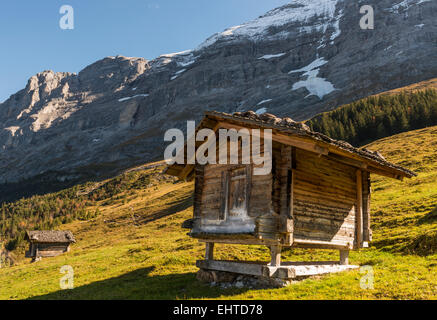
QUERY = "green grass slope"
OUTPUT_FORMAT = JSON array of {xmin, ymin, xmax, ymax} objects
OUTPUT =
[
  {"xmin": 0, "ymin": 128, "xmax": 437, "ymax": 300},
  {"xmin": 366, "ymin": 127, "xmax": 437, "ymax": 255}
]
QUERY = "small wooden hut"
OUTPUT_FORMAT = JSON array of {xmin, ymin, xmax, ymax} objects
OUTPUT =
[
  {"xmin": 25, "ymin": 231, "xmax": 75, "ymax": 261},
  {"xmin": 166, "ymin": 111, "xmax": 416, "ymax": 282}
]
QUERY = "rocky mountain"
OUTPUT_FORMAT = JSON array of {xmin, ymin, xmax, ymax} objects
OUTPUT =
[{"xmin": 0, "ymin": 0, "xmax": 436, "ymax": 192}]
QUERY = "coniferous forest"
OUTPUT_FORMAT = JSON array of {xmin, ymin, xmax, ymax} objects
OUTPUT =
[{"xmin": 306, "ymin": 89, "xmax": 437, "ymax": 146}]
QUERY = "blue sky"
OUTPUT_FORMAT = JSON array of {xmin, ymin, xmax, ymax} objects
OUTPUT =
[{"xmin": 0, "ymin": 0, "xmax": 291, "ymax": 103}]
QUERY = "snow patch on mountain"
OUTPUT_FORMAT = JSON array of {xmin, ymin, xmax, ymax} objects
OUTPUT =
[
  {"xmin": 329, "ymin": 9, "xmax": 343, "ymax": 42},
  {"xmin": 256, "ymin": 107, "xmax": 268, "ymax": 115},
  {"xmin": 289, "ymin": 57, "xmax": 336, "ymax": 99},
  {"xmin": 289, "ymin": 57, "xmax": 329, "ymax": 74},
  {"xmin": 257, "ymin": 99, "xmax": 272, "ymax": 105},
  {"xmin": 258, "ymin": 53, "xmax": 286, "ymax": 60},
  {"xmin": 152, "ymin": 50, "xmax": 197, "ymax": 69},
  {"xmin": 388, "ymin": 0, "xmax": 431, "ymax": 13},
  {"xmin": 175, "ymin": 69, "xmax": 187, "ymax": 75},
  {"xmin": 118, "ymin": 94, "xmax": 149, "ymax": 102}
]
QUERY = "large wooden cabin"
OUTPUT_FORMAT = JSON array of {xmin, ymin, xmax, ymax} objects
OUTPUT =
[
  {"xmin": 25, "ymin": 230, "xmax": 75, "ymax": 261},
  {"xmin": 166, "ymin": 111, "xmax": 416, "ymax": 282}
]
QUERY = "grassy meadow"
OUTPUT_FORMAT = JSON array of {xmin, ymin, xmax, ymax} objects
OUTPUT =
[{"xmin": 0, "ymin": 127, "xmax": 437, "ymax": 300}]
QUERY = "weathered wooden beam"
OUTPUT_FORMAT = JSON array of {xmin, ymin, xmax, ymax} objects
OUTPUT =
[
  {"xmin": 293, "ymin": 238, "xmax": 353, "ymax": 250},
  {"xmin": 362, "ymin": 171, "xmax": 372, "ymax": 242},
  {"xmin": 246, "ymin": 164, "xmax": 252, "ymax": 216},
  {"xmin": 327, "ymin": 146, "xmax": 408, "ymax": 180},
  {"xmin": 366, "ymin": 165, "xmax": 403, "ymax": 181},
  {"xmin": 356, "ymin": 170, "xmax": 363, "ymax": 249},
  {"xmin": 340, "ymin": 250, "xmax": 349, "ymax": 265},
  {"xmin": 326, "ymin": 153, "xmax": 367, "ymax": 169},
  {"xmin": 193, "ymin": 165, "xmax": 205, "ymax": 218},
  {"xmin": 205, "ymin": 243, "xmax": 214, "ymax": 260},
  {"xmin": 198, "ymin": 238, "xmax": 280, "ymax": 246},
  {"xmin": 178, "ymin": 164, "xmax": 194, "ymax": 181},
  {"xmin": 269, "ymin": 245, "xmax": 282, "ymax": 267},
  {"xmin": 196, "ymin": 259, "xmax": 265, "ymax": 277}
]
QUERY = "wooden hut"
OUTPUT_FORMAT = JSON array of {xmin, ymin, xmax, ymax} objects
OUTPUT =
[
  {"xmin": 25, "ymin": 230, "xmax": 75, "ymax": 261},
  {"xmin": 166, "ymin": 111, "xmax": 416, "ymax": 282}
]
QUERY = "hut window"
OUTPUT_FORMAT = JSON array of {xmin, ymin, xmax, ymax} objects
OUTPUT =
[{"xmin": 219, "ymin": 166, "xmax": 251, "ymax": 220}]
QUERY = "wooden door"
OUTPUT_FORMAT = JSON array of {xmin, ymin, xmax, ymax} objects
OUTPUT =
[
  {"xmin": 228, "ymin": 167, "xmax": 247, "ymax": 218},
  {"xmin": 219, "ymin": 166, "xmax": 251, "ymax": 221}
]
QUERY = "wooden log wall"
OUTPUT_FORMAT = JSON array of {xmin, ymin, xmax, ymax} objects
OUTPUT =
[
  {"xmin": 292, "ymin": 148, "xmax": 357, "ymax": 247},
  {"xmin": 356, "ymin": 170, "xmax": 363, "ymax": 248},
  {"xmin": 194, "ymin": 165, "xmax": 205, "ymax": 219},
  {"xmin": 362, "ymin": 171, "xmax": 372, "ymax": 243},
  {"xmin": 279, "ymin": 145, "xmax": 292, "ymax": 218},
  {"xmin": 270, "ymin": 142, "xmax": 293, "ymax": 244},
  {"xmin": 35, "ymin": 243, "xmax": 70, "ymax": 257}
]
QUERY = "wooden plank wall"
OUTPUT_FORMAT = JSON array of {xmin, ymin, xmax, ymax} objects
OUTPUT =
[{"xmin": 292, "ymin": 148, "xmax": 357, "ymax": 247}]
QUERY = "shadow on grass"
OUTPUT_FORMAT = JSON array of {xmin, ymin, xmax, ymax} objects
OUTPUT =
[
  {"xmin": 27, "ymin": 266, "xmax": 250, "ymax": 300},
  {"xmin": 417, "ymin": 205, "xmax": 437, "ymax": 225},
  {"xmin": 139, "ymin": 193, "xmax": 194, "ymax": 225}
]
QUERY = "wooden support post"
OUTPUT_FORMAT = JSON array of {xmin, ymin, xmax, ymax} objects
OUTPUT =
[
  {"xmin": 269, "ymin": 245, "xmax": 282, "ymax": 267},
  {"xmin": 362, "ymin": 171, "xmax": 372, "ymax": 243},
  {"xmin": 205, "ymin": 243, "xmax": 214, "ymax": 260},
  {"xmin": 356, "ymin": 170, "xmax": 363, "ymax": 249},
  {"xmin": 340, "ymin": 250, "xmax": 349, "ymax": 265}
]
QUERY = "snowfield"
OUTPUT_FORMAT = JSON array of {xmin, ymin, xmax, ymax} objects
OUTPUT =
[
  {"xmin": 257, "ymin": 99, "xmax": 273, "ymax": 105},
  {"xmin": 289, "ymin": 57, "xmax": 336, "ymax": 99},
  {"xmin": 258, "ymin": 53, "xmax": 286, "ymax": 60},
  {"xmin": 198, "ymin": 0, "xmax": 342, "ymax": 49}
]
